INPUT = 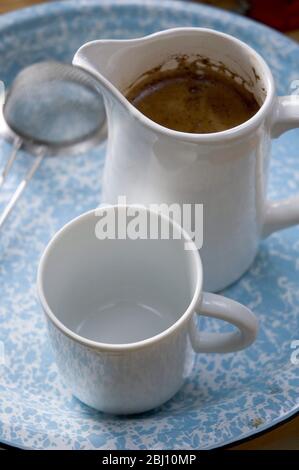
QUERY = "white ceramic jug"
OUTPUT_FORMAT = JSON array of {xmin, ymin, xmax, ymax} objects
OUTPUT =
[{"xmin": 74, "ymin": 28, "xmax": 299, "ymax": 291}]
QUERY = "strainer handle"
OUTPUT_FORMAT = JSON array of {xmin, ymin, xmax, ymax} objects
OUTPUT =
[
  {"xmin": 0, "ymin": 150, "xmax": 44, "ymax": 228},
  {"xmin": 0, "ymin": 138, "xmax": 22, "ymax": 188}
]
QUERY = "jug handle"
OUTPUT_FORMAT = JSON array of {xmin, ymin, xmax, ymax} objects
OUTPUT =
[{"xmin": 263, "ymin": 95, "xmax": 299, "ymax": 237}]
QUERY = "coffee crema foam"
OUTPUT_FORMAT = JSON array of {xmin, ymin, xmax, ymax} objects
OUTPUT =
[{"xmin": 126, "ymin": 56, "xmax": 260, "ymax": 134}]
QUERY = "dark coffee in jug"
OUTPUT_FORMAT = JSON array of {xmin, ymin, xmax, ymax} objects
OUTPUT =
[{"xmin": 126, "ymin": 57, "xmax": 260, "ymax": 134}]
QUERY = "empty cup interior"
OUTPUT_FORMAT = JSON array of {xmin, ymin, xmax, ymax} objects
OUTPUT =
[{"xmin": 40, "ymin": 208, "xmax": 200, "ymax": 345}]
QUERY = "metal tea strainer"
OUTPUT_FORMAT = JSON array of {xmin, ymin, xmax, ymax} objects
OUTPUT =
[{"xmin": 0, "ymin": 61, "xmax": 106, "ymax": 228}]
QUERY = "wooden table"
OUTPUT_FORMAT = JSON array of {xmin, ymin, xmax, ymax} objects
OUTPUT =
[{"xmin": 0, "ymin": 0, "xmax": 298, "ymax": 451}]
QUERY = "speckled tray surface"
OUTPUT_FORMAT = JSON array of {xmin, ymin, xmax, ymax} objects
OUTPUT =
[{"xmin": 0, "ymin": 0, "xmax": 298, "ymax": 450}]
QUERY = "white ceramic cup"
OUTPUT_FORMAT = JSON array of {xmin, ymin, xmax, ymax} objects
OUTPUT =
[
  {"xmin": 74, "ymin": 27, "xmax": 299, "ymax": 292},
  {"xmin": 37, "ymin": 205, "xmax": 258, "ymax": 415}
]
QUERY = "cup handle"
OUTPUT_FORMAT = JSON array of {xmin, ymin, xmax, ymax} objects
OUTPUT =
[
  {"xmin": 190, "ymin": 293, "xmax": 258, "ymax": 353},
  {"xmin": 263, "ymin": 96, "xmax": 299, "ymax": 237}
]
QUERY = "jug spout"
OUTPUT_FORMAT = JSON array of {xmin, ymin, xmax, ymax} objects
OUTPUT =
[
  {"xmin": 74, "ymin": 30, "xmax": 207, "ymax": 101},
  {"xmin": 73, "ymin": 39, "xmax": 134, "ymax": 95}
]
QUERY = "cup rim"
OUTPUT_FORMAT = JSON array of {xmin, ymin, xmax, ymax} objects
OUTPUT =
[
  {"xmin": 37, "ymin": 205, "xmax": 203, "ymax": 352},
  {"xmin": 74, "ymin": 27, "xmax": 276, "ymax": 143}
]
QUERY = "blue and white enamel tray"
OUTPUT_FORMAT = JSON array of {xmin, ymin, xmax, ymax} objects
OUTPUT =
[{"xmin": 0, "ymin": 0, "xmax": 298, "ymax": 450}]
